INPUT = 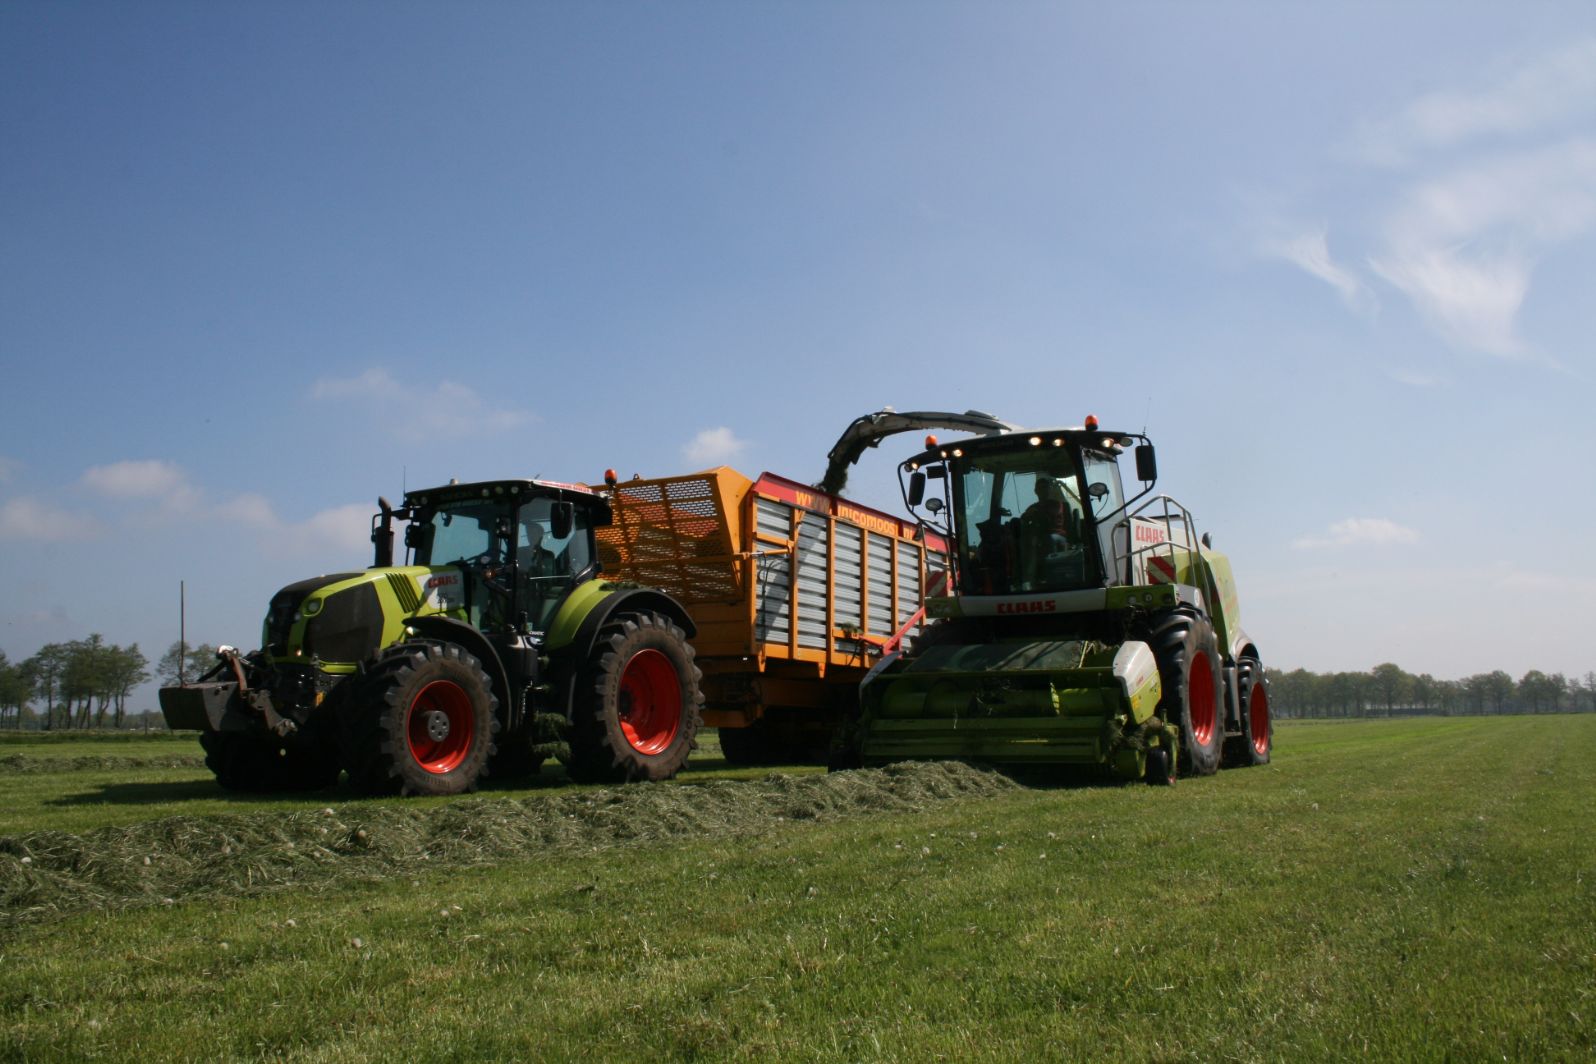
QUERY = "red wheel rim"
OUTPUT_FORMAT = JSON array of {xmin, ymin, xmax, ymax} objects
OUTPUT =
[
  {"xmin": 1249, "ymin": 681, "xmax": 1271, "ymax": 756},
  {"xmin": 406, "ymin": 679, "xmax": 474, "ymax": 774},
  {"xmin": 1188, "ymin": 652, "xmax": 1217, "ymax": 746},
  {"xmin": 617, "ymin": 649, "xmax": 682, "ymax": 755}
]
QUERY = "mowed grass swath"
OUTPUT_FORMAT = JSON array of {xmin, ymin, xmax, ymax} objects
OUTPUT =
[{"xmin": 3, "ymin": 716, "xmax": 1592, "ymax": 1061}]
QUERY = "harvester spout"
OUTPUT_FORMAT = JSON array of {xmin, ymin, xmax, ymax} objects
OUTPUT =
[{"xmin": 819, "ymin": 408, "xmax": 1017, "ymax": 496}]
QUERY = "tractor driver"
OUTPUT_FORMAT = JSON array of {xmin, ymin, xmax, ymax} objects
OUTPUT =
[{"xmin": 517, "ymin": 519, "xmax": 563, "ymax": 579}]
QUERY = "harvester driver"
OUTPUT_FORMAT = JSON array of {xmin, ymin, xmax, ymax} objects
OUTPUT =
[{"xmin": 1020, "ymin": 476, "xmax": 1073, "ymax": 588}]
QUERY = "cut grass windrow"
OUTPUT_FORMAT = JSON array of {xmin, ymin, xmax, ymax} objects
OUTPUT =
[{"xmin": 0, "ymin": 760, "xmax": 1015, "ymax": 931}]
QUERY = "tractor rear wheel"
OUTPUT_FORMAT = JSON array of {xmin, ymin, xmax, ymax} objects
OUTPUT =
[
  {"xmin": 564, "ymin": 611, "xmax": 702, "ymax": 783},
  {"xmin": 200, "ymin": 730, "xmax": 341, "ymax": 793},
  {"xmin": 1150, "ymin": 611, "xmax": 1224, "ymax": 777},
  {"xmin": 1225, "ymin": 656, "xmax": 1272, "ymax": 766},
  {"xmin": 341, "ymin": 641, "xmax": 498, "ymax": 796}
]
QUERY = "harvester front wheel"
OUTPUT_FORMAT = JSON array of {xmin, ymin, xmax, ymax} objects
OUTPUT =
[
  {"xmin": 1151, "ymin": 612, "xmax": 1224, "ymax": 777},
  {"xmin": 1145, "ymin": 745, "xmax": 1176, "ymax": 786},
  {"xmin": 564, "ymin": 611, "xmax": 703, "ymax": 783},
  {"xmin": 1225, "ymin": 656, "xmax": 1272, "ymax": 767},
  {"xmin": 342, "ymin": 641, "xmax": 498, "ymax": 796}
]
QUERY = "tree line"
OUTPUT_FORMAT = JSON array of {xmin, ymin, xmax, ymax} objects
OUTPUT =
[
  {"xmin": 0, "ymin": 639, "xmax": 216, "ymax": 730},
  {"xmin": 3, "ymin": 634, "xmax": 1593, "ymax": 728},
  {"xmin": 1271, "ymin": 663, "xmax": 1596, "ymax": 718}
]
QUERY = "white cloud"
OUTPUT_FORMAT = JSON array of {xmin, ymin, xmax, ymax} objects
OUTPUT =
[
  {"xmin": 310, "ymin": 366, "xmax": 531, "ymax": 437},
  {"xmin": 0, "ymin": 497, "xmax": 101, "ymax": 541},
  {"xmin": 1368, "ymin": 140, "xmax": 1596, "ymax": 358},
  {"xmin": 1261, "ymin": 227, "xmax": 1376, "ymax": 314},
  {"xmin": 1354, "ymin": 39, "xmax": 1596, "ymax": 165},
  {"xmin": 1292, "ymin": 517, "xmax": 1420, "ymax": 551},
  {"xmin": 1383, "ymin": 368, "xmax": 1446, "ymax": 389},
  {"xmin": 683, "ymin": 427, "xmax": 747, "ymax": 467},
  {"xmin": 81, "ymin": 459, "xmax": 200, "ymax": 506},
  {"xmin": 265, "ymin": 503, "xmax": 375, "ymax": 559}
]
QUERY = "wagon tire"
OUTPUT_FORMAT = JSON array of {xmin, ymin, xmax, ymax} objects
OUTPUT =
[{"xmin": 200, "ymin": 730, "xmax": 340, "ymax": 793}]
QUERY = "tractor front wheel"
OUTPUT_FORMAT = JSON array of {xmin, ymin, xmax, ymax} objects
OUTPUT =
[
  {"xmin": 1151, "ymin": 612, "xmax": 1224, "ymax": 777},
  {"xmin": 564, "ymin": 611, "xmax": 702, "ymax": 783},
  {"xmin": 341, "ymin": 641, "xmax": 498, "ymax": 796}
]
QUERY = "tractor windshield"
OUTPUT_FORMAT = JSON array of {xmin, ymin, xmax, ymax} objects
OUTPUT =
[{"xmin": 954, "ymin": 446, "xmax": 1098, "ymax": 595}]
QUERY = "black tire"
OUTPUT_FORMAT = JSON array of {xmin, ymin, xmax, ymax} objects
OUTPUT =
[
  {"xmin": 1145, "ymin": 745, "xmax": 1175, "ymax": 786},
  {"xmin": 718, "ymin": 719, "xmax": 781, "ymax": 766},
  {"xmin": 340, "ymin": 641, "xmax": 498, "ymax": 796},
  {"xmin": 200, "ymin": 730, "xmax": 341, "ymax": 793},
  {"xmin": 1225, "ymin": 656, "xmax": 1272, "ymax": 766},
  {"xmin": 489, "ymin": 727, "xmax": 546, "ymax": 781},
  {"xmin": 563, "ymin": 611, "xmax": 702, "ymax": 783},
  {"xmin": 1150, "ymin": 611, "xmax": 1224, "ymax": 777}
]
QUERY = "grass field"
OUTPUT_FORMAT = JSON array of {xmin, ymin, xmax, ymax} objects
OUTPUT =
[{"xmin": 2, "ymin": 717, "xmax": 1592, "ymax": 1061}]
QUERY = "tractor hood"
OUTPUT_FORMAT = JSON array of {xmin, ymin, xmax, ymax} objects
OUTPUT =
[{"xmin": 262, "ymin": 566, "xmax": 465, "ymax": 668}]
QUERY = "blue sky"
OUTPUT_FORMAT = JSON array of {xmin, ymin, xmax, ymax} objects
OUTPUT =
[{"xmin": 3, "ymin": 2, "xmax": 1594, "ymax": 708}]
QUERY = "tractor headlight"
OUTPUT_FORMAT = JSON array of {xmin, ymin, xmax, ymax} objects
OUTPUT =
[{"xmin": 301, "ymin": 597, "xmax": 324, "ymax": 618}]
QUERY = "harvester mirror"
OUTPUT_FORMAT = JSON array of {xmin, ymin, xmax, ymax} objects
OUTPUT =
[
  {"xmin": 1135, "ymin": 444, "xmax": 1157, "ymax": 483},
  {"xmin": 550, "ymin": 501, "xmax": 574, "ymax": 540},
  {"xmin": 907, "ymin": 472, "xmax": 927, "ymax": 507}
]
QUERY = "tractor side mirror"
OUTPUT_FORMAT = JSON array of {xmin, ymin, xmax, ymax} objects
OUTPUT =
[
  {"xmin": 1135, "ymin": 444, "xmax": 1157, "ymax": 483},
  {"xmin": 907, "ymin": 472, "xmax": 927, "ymax": 507},
  {"xmin": 550, "ymin": 501, "xmax": 575, "ymax": 540}
]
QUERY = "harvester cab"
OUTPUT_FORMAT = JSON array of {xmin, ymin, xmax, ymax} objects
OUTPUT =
[
  {"xmin": 161, "ymin": 477, "xmax": 704, "ymax": 797},
  {"xmin": 845, "ymin": 417, "xmax": 1271, "ymax": 783}
]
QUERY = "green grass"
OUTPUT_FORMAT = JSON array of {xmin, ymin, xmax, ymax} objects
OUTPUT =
[{"xmin": 2, "ymin": 717, "xmax": 1593, "ymax": 1061}]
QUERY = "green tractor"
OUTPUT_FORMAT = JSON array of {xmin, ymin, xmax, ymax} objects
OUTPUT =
[
  {"xmin": 160, "ymin": 477, "xmax": 703, "ymax": 795},
  {"xmin": 843, "ymin": 417, "xmax": 1270, "ymax": 782}
]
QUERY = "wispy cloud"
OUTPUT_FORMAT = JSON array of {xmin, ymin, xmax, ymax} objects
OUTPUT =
[
  {"xmin": 1383, "ymin": 368, "xmax": 1446, "ymax": 389},
  {"xmin": 1292, "ymin": 517, "xmax": 1420, "ymax": 551},
  {"xmin": 1263, "ymin": 38, "xmax": 1596, "ymax": 360},
  {"xmin": 0, "ymin": 497, "xmax": 101, "ymax": 541},
  {"xmin": 310, "ymin": 367, "xmax": 533, "ymax": 437},
  {"xmin": 1352, "ymin": 39, "xmax": 1596, "ymax": 165},
  {"xmin": 0, "ymin": 457, "xmax": 19, "ymax": 484},
  {"xmin": 1260, "ymin": 226, "xmax": 1376, "ymax": 314},
  {"xmin": 683, "ymin": 427, "xmax": 747, "ymax": 467}
]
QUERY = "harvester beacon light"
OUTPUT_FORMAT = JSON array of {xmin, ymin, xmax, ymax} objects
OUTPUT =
[
  {"xmin": 603, "ymin": 469, "xmax": 618, "ymax": 487},
  {"xmin": 1084, "ymin": 414, "xmax": 1100, "ymax": 431},
  {"xmin": 924, "ymin": 434, "xmax": 939, "ymax": 448}
]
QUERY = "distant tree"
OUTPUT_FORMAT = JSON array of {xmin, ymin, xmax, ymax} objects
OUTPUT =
[
  {"xmin": 0, "ymin": 651, "xmax": 32, "ymax": 727},
  {"xmin": 104, "ymin": 644, "xmax": 150, "ymax": 728},
  {"xmin": 1517, "ymin": 671, "xmax": 1565, "ymax": 714},
  {"xmin": 27, "ymin": 643, "xmax": 68, "ymax": 730},
  {"xmin": 157, "ymin": 641, "xmax": 219, "ymax": 687},
  {"xmin": 1583, "ymin": 672, "xmax": 1596, "ymax": 713},
  {"xmin": 1370, "ymin": 663, "xmax": 1412, "ymax": 716},
  {"xmin": 1481, "ymin": 670, "xmax": 1515, "ymax": 714}
]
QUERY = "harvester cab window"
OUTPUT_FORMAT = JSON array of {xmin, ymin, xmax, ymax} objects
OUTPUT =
[{"xmin": 957, "ymin": 451, "xmax": 1092, "ymax": 595}]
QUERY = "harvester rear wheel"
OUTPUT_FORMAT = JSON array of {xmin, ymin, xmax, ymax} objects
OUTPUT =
[
  {"xmin": 564, "ymin": 611, "xmax": 702, "ymax": 783},
  {"xmin": 200, "ymin": 731, "xmax": 341, "ymax": 793},
  {"xmin": 1225, "ymin": 656, "xmax": 1272, "ymax": 766},
  {"xmin": 341, "ymin": 641, "xmax": 498, "ymax": 796},
  {"xmin": 1151, "ymin": 612, "xmax": 1224, "ymax": 777}
]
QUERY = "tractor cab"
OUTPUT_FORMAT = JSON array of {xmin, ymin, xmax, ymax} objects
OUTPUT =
[
  {"xmin": 902, "ymin": 420, "xmax": 1160, "ymax": 597},
  {"xmin": 375, "ymin": 479, "xmax": 610, "ymax": 633}
]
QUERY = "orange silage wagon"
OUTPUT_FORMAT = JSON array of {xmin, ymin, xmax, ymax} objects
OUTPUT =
[{"xmin": 594, "ymin": 467, "xmax": 948, "ymax": 763}]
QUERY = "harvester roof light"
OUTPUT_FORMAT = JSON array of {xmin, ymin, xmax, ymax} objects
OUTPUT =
[
  {"xmin": 924, "ymin": 434, "xmax": 939, "ymax": 448},
  {"xmin": 908, "ymin": 461, "xmax": 920, "ymax": 471},
  {"xmin": 1084, "ymin": 414, "xmax": 1100, "ymax": 430},
  {"xmin": 1053, "ymin": 438, "xmax": 1064, "ymax": 446},
  {"xmin": 952, "ymin": 447, "xmax": 963, "ymax": 457},
  {"xmin": 1028, "ymin": 436, "xmax": 1042, "ymax": 446}
]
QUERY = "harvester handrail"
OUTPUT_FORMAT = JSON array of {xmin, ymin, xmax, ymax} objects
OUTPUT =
[{"xmin": 1120, "ymin": 493, "xmax": 1201, "ymax": 588}]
